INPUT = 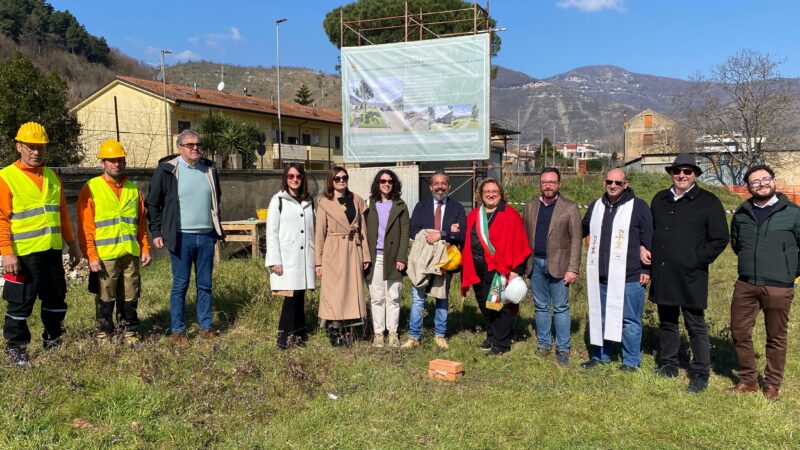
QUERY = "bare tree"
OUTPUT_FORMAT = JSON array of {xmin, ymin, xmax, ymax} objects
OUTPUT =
[{"xmin": 677, "ymin": 49, "xmax": 792, "ymax": 183}]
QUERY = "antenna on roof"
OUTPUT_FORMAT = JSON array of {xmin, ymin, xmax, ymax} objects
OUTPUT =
[{"xmin": 217, "ymin": 66, "xmax": 225, "ymax": 91}]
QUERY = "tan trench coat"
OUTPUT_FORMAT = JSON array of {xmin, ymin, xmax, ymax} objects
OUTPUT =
[{"xmin": 314, "ymin": 194, "xmax": 371, "ymax": 321}]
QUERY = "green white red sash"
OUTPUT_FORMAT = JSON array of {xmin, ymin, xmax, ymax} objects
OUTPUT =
[{"xmin": 477, "ymin": 205, "xmax": 506, "ymax": 306}]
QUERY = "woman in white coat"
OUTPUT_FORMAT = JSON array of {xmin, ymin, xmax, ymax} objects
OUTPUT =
[{"xmin": 265, "ymin": 163, "xmax": 315, "ymax": 349}]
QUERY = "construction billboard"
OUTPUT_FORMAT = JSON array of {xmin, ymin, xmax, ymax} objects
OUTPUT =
[{"xmin": 341, "ymin": 34, "xmax": 490, "ymax": 163}]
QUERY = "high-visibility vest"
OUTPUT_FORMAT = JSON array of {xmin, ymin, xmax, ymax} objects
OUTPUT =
[
  {"xmin": 0, "ymin": 165, "xmax": 63, "ymax": 256},
  {"xmin": 87, "ymin": 176, "xmax": 140, "ymax": 259}
]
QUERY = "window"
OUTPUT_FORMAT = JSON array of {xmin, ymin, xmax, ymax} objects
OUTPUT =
[
  {"xmin": 272, "ymin": 129, "xmax": 285, "ymax": 143},
  {"xmin": 334, "ymin": 136, "xmax": 341, "ymax": 149},
  {"xmin": 644, "ymin": 114, "xmax": 653, "ymax": 128},
  {"xmin": 301, "ymin": 134, "xmax": 311, "ymax": 145},
  {"xmin": 178, "ymin": 121, "xmax": 191, "ymax": 132},
  {"xmin": 643, "ymin": 133, "xmax": 654, "ymax": 146},
  {"xmin": 288, "ymin": 136, "xmax": 298, "ymax": 145}
]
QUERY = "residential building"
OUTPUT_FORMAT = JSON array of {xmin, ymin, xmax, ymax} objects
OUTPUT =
[
  {"xmin": 71, "ymin": 76, "xmax": 343, "ymax": 168},
  {"xmin": 555, "ymin": 142, "xmax": 607, "ymax": 160},
  {"xmin": 623, "ymin": 109, "xmax": 678, "ymax": 162}
]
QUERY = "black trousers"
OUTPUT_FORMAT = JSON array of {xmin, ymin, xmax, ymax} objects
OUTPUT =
[
  {"xmin": 277, "ymin": 290, "xmax": 307, "ymax": 347},
  {"xmin": 3, "ymin": 250, "xmax": 67, "ymax": 350},
  {"xmin": 473, "ymin": 269, "xmax": 512, "ymax": 351},
  {"xmin": 657, "ymin": 304, "xmax": 710, "ymax": 375},
  {"xmin": 95, "ymin": 297, "xmax": 139, "ymax": 334}
]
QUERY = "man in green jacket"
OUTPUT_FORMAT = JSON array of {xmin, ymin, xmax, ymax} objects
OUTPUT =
[{"xmin": 726, "ymin": 164, "xmax": 800, "ymax": 401}]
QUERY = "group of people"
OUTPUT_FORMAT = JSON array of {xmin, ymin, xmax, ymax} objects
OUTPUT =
[
  {"xmin": 2, "ymin": 123, "xmax": 223, "ymax": 365},
  {"xmin": 3, "ymin": 121, "xmax": 797, "ymax": 401},
  {"xmin": 266, "ymin": 153, "xmax": 799, "ymax": 400}
]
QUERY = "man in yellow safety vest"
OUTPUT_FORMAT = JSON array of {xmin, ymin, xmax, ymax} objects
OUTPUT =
[
  {"xmin": 77, "ymin": 139, "xmax": 151, "ymax": 348},
  {"xmin": 0, "ymin": 121, "xmax": 81, "ymax": 366}
]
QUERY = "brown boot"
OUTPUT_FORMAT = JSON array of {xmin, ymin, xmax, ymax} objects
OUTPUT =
[
  {"xmin": 724, "ymin": 382, "xmax": 759, "ymax": 394},
  {"xmin": 199, "ymin": 329, "xmax": 219, "ymax": 341},
  {"xmin": 171, "ymin": 332, "xmax": 191, "ymax": 347},
  {"xmin": 763, "ymin": 385, "xmax": 780, "ymax": 401}
]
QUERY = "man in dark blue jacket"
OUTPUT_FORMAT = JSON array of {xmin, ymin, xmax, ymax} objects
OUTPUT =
[
  {"xmin": 401, "ymin": 170, "xmax": 466, "ymax": 350},
  {"xmin": 725, "ymin": 164, "xmax": 800, "ymax": 401},
  {"xmin": 146, "ymin": 130, "xmax": 224, "ymax": 346},
  {"xmin": 580, "ymin": 168, "xmax": 653, "ymax": 372}
]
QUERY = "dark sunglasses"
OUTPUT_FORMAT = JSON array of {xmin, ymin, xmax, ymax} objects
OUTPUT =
[
  {"xmin": 379, "ymin": 179, "xmax": 393, "ymax": 185},
  {"xmin": 181, "ymin": 143, "xmax": 202, "ymax": 149},
  {"xmin": 604, "ymin": 180, "xmax": 625, "ymax": 187},
  {"xmin": 670, "ymin": 167, "xmax": 694, "ymax": 176},
  {"xmin": 287, "ymin": 174, "xmax": 303, "ymax": 181},
  {"xmin": 333, "ymin": 175, "xmax": 349, "ymax": 183}
]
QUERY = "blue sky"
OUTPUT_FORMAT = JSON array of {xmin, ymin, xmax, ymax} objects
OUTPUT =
[{"xmin": 49, "ymin": 0, "xmax": 800, "ymax": 80}]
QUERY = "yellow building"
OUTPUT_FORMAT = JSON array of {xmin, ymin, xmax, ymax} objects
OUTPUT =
[
  {"xmin": 71, "ymin": 76, "xmax": 343, "ymax": 168},
  {"xmin": 623, "ymin": 109, "xmax": 678, "ymax": 162}
]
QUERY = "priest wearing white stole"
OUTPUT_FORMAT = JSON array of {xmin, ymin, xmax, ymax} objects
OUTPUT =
[{"xmin": 580, "ymin": 168, "xmax": 653, "ymax": 371}]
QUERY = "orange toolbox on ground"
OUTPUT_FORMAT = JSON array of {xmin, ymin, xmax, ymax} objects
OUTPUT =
[{"xmin": 428, "ymin": 359, "xmax": 464, "ymax": 381}]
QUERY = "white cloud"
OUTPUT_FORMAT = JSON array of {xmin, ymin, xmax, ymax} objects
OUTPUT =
[
  {"xmin": 172, "ymin": 50, "xmax": 200, "ymax": 62},
  {"xmin": 203, "ymin": 27, "xmax": 243, "ymax": 48},
  {"xmin": 556, "ymin": 0, "xmax": 624, "ymax": 12}
]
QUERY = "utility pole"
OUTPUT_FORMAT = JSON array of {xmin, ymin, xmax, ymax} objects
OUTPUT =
[
  {"xmin": 160, "ymin": 49, "xmax": 172, "ymax": 156},
  {"xmin": 276, "ymin": 18, "xmax": 287, "ymax": 168}
]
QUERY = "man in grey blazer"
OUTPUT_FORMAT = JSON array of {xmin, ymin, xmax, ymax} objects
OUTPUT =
[{"xmin": 523, "ymin": 167, "xmax": 582, "ymax": 366}]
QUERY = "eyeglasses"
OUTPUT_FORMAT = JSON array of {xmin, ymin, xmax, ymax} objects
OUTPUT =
[
  {"xmin": 540, "ymin": 181, "xmax": 559, "ymax": 186},
  {"xmin": 605, "ymin": 180, "xmax": 625, "ymax": 187},
  {"xmin": 483, "ymin": 190, "xmax": 500, "ymax": 195},
  {"xmin": 333, "ymin": 175, "xmax": 349, "ymax": 183},
  {"xmin": 379, "ymin": 179, "xmax": 393, "ymax": 185},
  {"xmin": 748, "ymin": 176, "xmax": 773, "ymax": 187},
  {"xmin": 670, "ymin": 167, "xmax": 694, "ymax": 176},
  {"xmin": 181, "ymin": 143, "xmax": 202, "ymax": 149},
  {"xmin": 287, "ymin": 174, "xmax": 303, "ymax": 181}
]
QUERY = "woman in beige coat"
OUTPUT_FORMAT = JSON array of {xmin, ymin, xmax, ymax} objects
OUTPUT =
[{"xmin": 315, "ymin": 166, "xmax": 371, "ymax": 347}]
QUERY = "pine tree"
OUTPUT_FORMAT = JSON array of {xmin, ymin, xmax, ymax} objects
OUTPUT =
[{"xmin": 294, "ymin": 83, "xmax": 314, "ymax": 106}]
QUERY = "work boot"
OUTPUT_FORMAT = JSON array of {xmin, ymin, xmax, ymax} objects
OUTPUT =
[
  {"xmin": 122, "ymin": 331, "xmax": 142, "ymax": 349},
  {"xmin": 533, "ymin": 346, "xmax": 550, "ymax": 356},
  {"xmin": 555, "ymin": 351, "xmax": 569, "ymax": 367},
  {"xmin": 328, "ymin": 328, "xmax": 344, "ymax": 348},
  {"xmin": 171, "ymin": 332, "xmax": 191, "ymax": 347},
  {"xmin": 42, "ymin": 334, "xmax": 63, "ymax": 351},
  {"xmin": 372, "ymin": 333, "xmax": 385, "ymax": 348},
  {"xmin": 434, "ymin": 336, "xmax": 449, "ymax": 350},
  {"xmin": 763, "ymin": 385, "xmax": 780, "ymax": 401},
  {"xmin": 387, "ymin": 332, "xmax": 400, "ymax": 348},
  {"xmin": 5, "ymin": 348, "xmax": 30, "ymax": 367},
  {"xmin": 94, "ymin": 331, "xmax": 112, "ymax": 345},
  {"xmin": 400, "ymin": 337, "xmax": 420, "ymax": 349},
  {"xmin": 656, "ymin": 364, "xmax": 679, "ymax": 378}
]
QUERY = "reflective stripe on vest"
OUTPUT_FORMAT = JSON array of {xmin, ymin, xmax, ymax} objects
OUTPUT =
[
  {"xmin": 87, "ymin": 176, "xmax": 140, "ymax": 259},
  {"xmin": 0, "ymin": 165, "xmax": 62, "ymax": 256}
]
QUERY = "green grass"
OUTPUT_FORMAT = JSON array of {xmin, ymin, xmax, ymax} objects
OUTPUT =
[{"xmin": 1, "ymin": 177, "xmax": 797, "ymax": 447}]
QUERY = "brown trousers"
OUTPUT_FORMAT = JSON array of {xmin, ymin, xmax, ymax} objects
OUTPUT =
[{"xmin": 730, "ymin": 279, "xmax": 794, "ymax": 388}]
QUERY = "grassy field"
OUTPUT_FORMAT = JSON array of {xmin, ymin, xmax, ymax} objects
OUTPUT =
[{"xmin": 1, "ymin": 172, "xmax": 798, "ymax": 448}]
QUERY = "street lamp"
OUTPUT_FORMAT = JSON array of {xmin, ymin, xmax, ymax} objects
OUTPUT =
[
  {"xmin": 160, "ymin": 49, "xmax": 173, "ymax": 156},
  {"xmin": 276, "ymin": 18, "xmax": 287, "ymax": 168}
]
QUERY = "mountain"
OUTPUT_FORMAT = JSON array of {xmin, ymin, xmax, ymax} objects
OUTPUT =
[
  {"xmin": 543, "ymin": 65, "xmax": 694, "ymax": 113},
  {"xmin": 491, "ymin": 66, "xmax": 632, "ymax": 145},
  {"xmin": 166, "ymin": 62, "xmax": 342, "ymax": 111}
]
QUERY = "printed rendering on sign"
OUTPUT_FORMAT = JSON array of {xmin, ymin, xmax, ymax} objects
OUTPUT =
[{"xmin": 341, "ymin": 34, "xmax": 490, "ymax": 163}]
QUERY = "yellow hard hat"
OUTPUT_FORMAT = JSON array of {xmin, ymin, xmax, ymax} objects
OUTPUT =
[
  {"xmin": 439, "ymin": 244, "xmax": 462, "ymax": 272},
  {"xmin": 15, "ymin": 122, "xmax": 49, "ymax": 144},
  {"xmin": 98, "ymin": 139, "xmax": 127, "ymax": 159}
]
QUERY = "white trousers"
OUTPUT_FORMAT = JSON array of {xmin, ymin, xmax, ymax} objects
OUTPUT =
[{"xmin": 369, "ymin": 255, "xmax": 402, "ymax": 334}]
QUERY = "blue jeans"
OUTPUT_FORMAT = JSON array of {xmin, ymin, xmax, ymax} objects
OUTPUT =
[
  {"xmin": 530, "ymin": 257, "xmax": 570, "ymax": 352},
  {"xmin": 169, "ymin": 231, "xmax": 216, "ymax": 333},
  {"xmin": 408, "ymin": 277, "xmax": 449, "ymax": 338},
  {"xmin": 591, "ymin": 281, "xmax": 645, "ymax": 367}
]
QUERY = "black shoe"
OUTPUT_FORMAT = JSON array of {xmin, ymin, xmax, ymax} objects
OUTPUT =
[
  {"xmin": 5, "ymin": 348, "xmax": 30, "ymax": 367},
  {"xmin": 43, "ymin": 336, "xmax": 63, "ymax": 351},
  {"xmin": 534, "ymin": 346, "xmax": 551, "ymax": 357},
  {"xmin": 687, "ymin": 373, "xmax": 710, "ymax": 394},
  {"xmin": 328, "ymin": 328, "xmax": 344, "ymax": 348},
  {"xmin": 580, "ymin": 358, "xmax": 605, "ymax": 369},
  {"xmin": 488, "ymin": 346, "xmax": 509, "ymax": 356},
  {"xmin": 619, "ymin": 364, "xmax": 638, "ymax": 373},
  {"xmin": 479, "ymin": 339, "xmax": 492, "ymax": 350},
  {"xmin": 555, "ymin": 351, "xmax": 569, "ymax": 367},
  {"xmin": 656, "ymin": 364, "xmax": 679, "ymax": 378}
]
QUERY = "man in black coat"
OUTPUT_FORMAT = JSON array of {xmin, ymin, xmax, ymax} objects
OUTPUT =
[{"xmin": 643, "ymin": 153, "xmax": 729, "ymax": 393}]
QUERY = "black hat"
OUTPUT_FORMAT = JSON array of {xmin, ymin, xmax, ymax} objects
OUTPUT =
[{"xmin": 665, "ymin": 153, "xmax": 702, "ymax": 175}]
